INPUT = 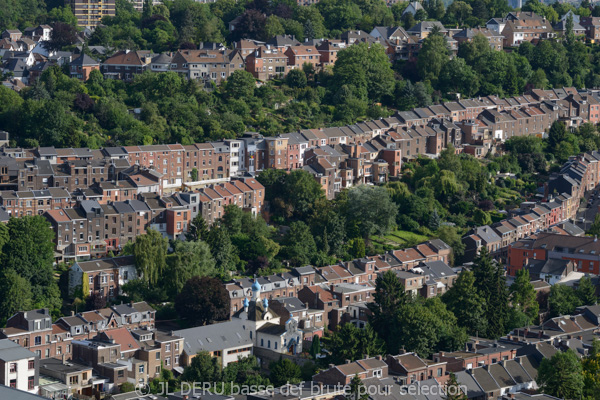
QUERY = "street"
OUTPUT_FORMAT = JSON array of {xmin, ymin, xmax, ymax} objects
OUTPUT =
[{"xmin": 576, "ymin": 190, "xmax": 600, "ymax": 232}]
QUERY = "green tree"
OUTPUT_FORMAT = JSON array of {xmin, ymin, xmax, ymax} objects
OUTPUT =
[
  {"xmin": 538, "ymin": 349, "xmax": 584, "ymax": 399},
  {"xmin": 429, "ymin": 208, "xmax": 441, "ymax": 231},
  {"xmin": 223, "ymin": 70, "xmax": 256, "ymax": 99},
  {"xmin": 442, "ymin": 270, "xmax": 488, "ymax": 336},
  {"xmin": 345, "ymin": 375, "xmax": 369, "ymax": 400},
  {"xmin": 181, "ymin": 351, "xmax": 221, "ymax": 383},
  {"xmin": 282, "ymin": 221, "xmax": 317, "ymax": 267},
  {"xmin": 548, "ymin": 121, "xmax": 568, "ymax": 150},
  {"xmin": 134, "ymin": 228, "xmax": 168, "ymax": 286},
  {"xmin": 417, "ymin": 31, "xmax": 449, "ymax": 82},
  {"xmin": 510, "ymin": 269, "xmax": 539, "ymax": 323},
  {"xmin": 348, "ymin": 237, "xmax": 366, "ymax": 258},
  {"xmin": 548, "ymin": 284, "xmax": 582, "ymax": 318},
  {"xmin": 368, "ymin": 270, "xmax": 407, "ymax": 353},
  {"xmin": 577, "ymin": 276, "xmax": 597, "ymax": 306},
  {"xmin": 346, "ymin": 185, "xmax": 397, "ymax": 239},
  {"xmin": 473, "ymin": 209, "xmax": 492, "ymax": 226},
  {"xmin": 472, "ymin": 248, "xmax": 509, "ymax": 338},
  {"xmin": 166, "ymin": 240, "xmax": 216, "ymax": 295},
  {"xmin": 286, "ymin": 69, "xmax": 308, "ymax": 88},
  {"xmin": 187, "ymin": 213, "xmax": 209, "ymax": 241},
  {"xmin": 269, "ymin": 358, "xmax": 302, "ymax": 386},
  {"xmin": 435, "ymin": 226, "xmax": 465, "ymax": 265},
  {"xmin": 207, "ymin": 225, "xmax": 237, "ymax": 272},
  {"xmin": 191, "ymin": 167, "xmax": 198, "ymax": 182},
  {"xmin": 0, "ymin": 270, "xmax": 32, "ymax": 325},
  {"xmin": 309, "ymin": 336, "xmax": 321, "ymax": 358},
  {"xmin": 331, "ymin": 43, "xmax": 395, "ymax": 103},
  {"xmin": 327, "ymin": 323, "xmax": 385, "ymax": 365},
  {"xmin": 444, "ymin": 372, "xmax": 468, "ymax": 400},
  {"xmin": 175, "ymin": 276, "xmax": 230, "ymax": 326}
]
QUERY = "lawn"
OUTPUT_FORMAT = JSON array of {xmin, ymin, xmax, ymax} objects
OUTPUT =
[{"xmin": 371, "ymin": 230, "xmax": 430, "ymax": 250}]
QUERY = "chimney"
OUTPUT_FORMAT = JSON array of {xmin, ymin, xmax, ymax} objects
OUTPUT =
[
  {"xmin": 345, "ymin": 359, "xmax": 351, "ymax": 364},
  {"xmin": 376, "ymin": 355, "xmax": 383, "ymax": 361},
  {"xmin": 62, "ymin": 354, "xmax": 66, "ymax": 365}
]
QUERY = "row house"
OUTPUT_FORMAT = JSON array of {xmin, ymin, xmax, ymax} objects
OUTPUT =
[
  {"xmin": 245, "ymin": 45, "xmax": 288, "ymax": 80},
  {"xmin": 68, "ymin": 256, "xmax": 137, "ymax": 299},
  {"xmin": 225, "ymin": 239, "xmax": 452, "ymax": 316},
  {"xmin": 507, "ymin": 232, "xmax": 600, "ymax": 276},
  {"xmin": 0, "ymin": 188, "xmax": 72, "ymax": 217},
  {"xmin": 101, "ymin": 50, "xmax": 153, "ymax": 81},
  {"xmin": 181, "ymin": 142, "xmax": 231, "ymax": 187},
  {"xmin": 170, "ymin": 49, "xmax": 245, "ymax": 84},
  {"xmin": 499, "ymin": 12, "xmax": 556, "ymax": 47}
]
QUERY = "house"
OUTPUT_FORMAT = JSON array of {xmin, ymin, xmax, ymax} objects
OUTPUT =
[
  {"xmin": 553, "ymin": 19, "xmax": 586, "ymax": 37},
  {"xmin": 0, "ymin": 309, "xmax": 54, "ymax": 360},
  {"xmin": 526, "ymin": 258, "xmax": 576, "ymax": 285},
  {"xmin": 579, "ymin": 17, "xmax": 600, "ymax": 41},
  {"xmin": 463, "ymin": 225, "xmax": 503, "ymax": 262},
  {"xmin": 69, "ymin": 53, "xmax": 100, "ymax": 81},
  {"xmin": 313, "ymin": 356, "xmax": 388, "ymax": 385},
  {"xmin": 170, "ymin": 49, "xmax": 245, "ymax": 84},
  {"xmin": 407, "ymin": 21, "xmax": 447, "ymax": 39},
  {"xmin": 402, "ymin": 1, "xmax": 424, "ymax": 16},
  {"xmin": 174, "ymin": 320, "xmax": 253, "ymax": 368},
  {"xmin": 69, "ymin": 256, "xmax": 137, "ymax": 299},
  {"xmin": 386, "ymin": 352, "xmax": 447, "ymax": 385},
  {"xmin": 285, "ymin": 45, "xmax": 320, "ymax": 70},
  {"xmin": 500, "ymin": 12, "xmax": 555, "ymax": 47},
  {"xmin": 39, "ymin": 357, "xmax": 98, "ymax": 398},
  {"xmin": 101, "ymin": 50, "xmax": 153, "ymax": 81},
  {"xmin": 0, "ymin": 339, "xmax": 38, "ymax": 394}
]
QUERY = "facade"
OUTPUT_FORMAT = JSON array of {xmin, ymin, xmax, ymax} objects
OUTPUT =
[
  {"xmin": 67, "ymin": 0, "xmax": 115, "ymax": 28},
  {"xmin": 0, "ymin": 339, "xmax": 38, "ymax": 394}
]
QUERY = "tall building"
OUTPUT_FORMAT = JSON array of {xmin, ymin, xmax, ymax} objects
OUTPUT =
[{"xmin": 67, "ymin": 0, "xmax": 116, "ymax": 29}]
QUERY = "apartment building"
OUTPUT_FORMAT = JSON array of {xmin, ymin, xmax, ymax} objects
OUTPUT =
[
  {"xmin": 67, "ymin": 0, "xmax": 115, "ymax": 28},
  {"xmin": 0, "ymin": 339, "xmax": 38, "ymax": 394},
  {"xmin": 170, "ymin": 49, "xmax": 245, "ymax": 84}
]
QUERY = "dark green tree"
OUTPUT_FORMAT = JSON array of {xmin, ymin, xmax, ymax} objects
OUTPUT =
[
  {"xmin": 442, "ymin": 270, "xmax": 488, "ymax": 336},
  {"xmin": 537, "ymin": 349, "xmax": 584, "ymax": 399},
  {"xmin": 368, "ymin": 270, "xmax": 407, "ymax": 353},
  {"xmin": 327, "ymin": 323, "xmax": 385, "ymax": 365},
  {"xmin": 269, "ymin": 358, "xmax": 302, "ymax": 386},
  {"xmin": 509, "ymin": 269, "xmax": 539, "ymax": 324},
  {"xmin": 577, "ymin": 276, "xmax": 597, "ymax": 306},
  {"xmin": 175, "ymin": 276, "xmax": 230, "ymax": 326},
  {"xmin": 345, "ymin": 375, "xmax": 369, "ymax": 400},
  {"xmin": 282, "ymin": 221, "xmax": 317, "ymax": 267},
  {"xmin": 187, "ymin": 213, "xmax": 209, "ymax": 242},
  {"xmin": 181, "ymin": 351, "xmax": 221, "ymax": 383}
]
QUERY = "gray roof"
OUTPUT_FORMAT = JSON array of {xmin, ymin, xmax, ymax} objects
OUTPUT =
[
  {"xmin": 417, "ymin": 261, "xmax": 456, "ymax": 280},
  {"xmin": 473, "ymin": 225, "xmax": 502, "ymax": 244},
  {"xmin": 0, "ymin": 339, "xmax": 36, "ymax": 361},
  {"xmin": 71, "ymin": 53, "xmax": 99, "ymax": 67},
  {"xmin": 454, "ymin": 371, "xmax": 485, "ymax": 399},
  {"xmin": 174, "ymin": 319, "xmax": 252, "ymax": 353},
  {"xmin": 0, "ymin": 385, "xmax": 47, "ymax": 399},
  {"xmin": 528, "ymin": 258, "xmax": 571, "ymax": 276}
]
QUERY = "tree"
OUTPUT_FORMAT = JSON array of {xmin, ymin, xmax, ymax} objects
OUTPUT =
[
  {"xmin": 134, "ymin": 228, "xmax": 168, "ymax": 286},
  {"xmin": 331, "ymin": 43, "xmax": 395, "ymax": 103},
  {"xmin": 368, "ymin": 270, "xmax": 407, "ymax": 353},
  {"xmin": 509, "ymin": 269, "xmax": 539, "ymax": 324},
  {"xmin": 309, "ymin": 336, "xmax": 321, "ymax": 358},
  {"xmin": 207, "ymin": 225, "xmax": 237, "ymax": 272},
  {"xmin": 435, "ymin": 226, "xmax": 465, "ymax": 265},
  {"xmin": 346, "ymin": 185, "xmax": 397, "ymax": 239},
  {"xmin": 191, "ymin": 167, "xmax": 198, "ymax": 182},
  {"xmin": 166, "ymin": 240, "xmax": 216, "ymax": 295},
  {"xmin": 444, "ymin": 372, "xmax": 467, "ymax": 400},
  {"xmin": 175, "ymin": 276, "xmax": 230, "ymax": 326},
  {"xmin": 187, "ymin": 213, "xmax": 209, "ymax": 241},
  {"xmin": 282, "ymin": 221, "xmax": 317, "ymax": 267},
  {"xmin": 537, "ymin": 349, "xmax": 584, "ymax": 399},
  {"xmin": 417, "ymin": 31, "xmax": 449, "ymax": 82},
  {"xmin": 396, "ymin": 297, "xmax": 468, "ymax": 358},
  {"xmin": 223, "ymin": 70, "xmax": 256, "ymax": 99},
  {"xmin": 345, "ymin": 375, "xmax": 369, "ymax": 400},
  {"xmin": 181, "ymin": 351, "xmax": 221, "ymax": 383},
  {"xmin": 428, "ymin": 208, "xmax": 441, "ymax": 231},
  {"xmin": 548, "ymin": 121, "xmax": 568, "ymax": 151},
  {"xmin": 327, "ymin": 323, "xmax": 385, "ymax": 365},
  {"xmin": 269, "ymin": 358, "xmax": 302, "ymax": 386},
  {"xmin": 548, "ymin": 284, "xmax": 582, "ymax": 318},
  {"xmin": 472, "ymin": 248, "xmax": 509, "ymax": 338},
  {"xmin": 2, "ymin": 216, "xmax": 59, "ymax": 309},
  {"xmin": 48, "ymin": 22, "xmax": 78, "ymax": 51},
  {"xmin": 442, "ymin": 270, "xmax": 488, "ymax": 336},
  {"xmin": 348, "ymin": 237, "xmax": 366, "ymax": 258},
  {"xmin": 437, "ymin": 57, "xmax": 479, "ymax": 97},
  {"xmin": 0, "ymin": 270, "xmax": 32, "ymax": 325},
  {"xmin": 578, "ymin": 276, "xmax": 597, "ymax": 306},
  {"xmin": 473, "ymin": 209, "xmax": 492, "ymax": 226},
  {"xmin": 286, "ymin": 69, "xmax": 308, "ymax": 88}
]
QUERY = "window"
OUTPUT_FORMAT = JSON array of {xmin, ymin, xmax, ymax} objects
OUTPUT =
[
  {"xmin": 165, "ymin": 343, "xmax": 171, "ymax": 352},
  {"xmin": 175, "ymin": 355, "xmax": 179, "ymax": 364},
  {"xmin": 165, "ymin": 357, "xmax": 171, "ymax": 366},
  {"xmin": 28, "ymin": 360, "xmax": 35, "ymax": 370},
  {"xmin": 28, "ymin": 376, "xmax": 35, "ymax": 390},
  {"xmin": 139, "ymin": 364, "xmax": 144, "ymax": 373},
  {"xmin": 34, "ymin": 336, "xmax": 41, "ymax": 346},
  {"xmin": 69, "ymin": 376, "xmax": 78, "ymax": 385},
  {"xmin": 118, "ymin": 370, "xmax": 124, "ymax": 378},
  {"xmin": 9, "ymin": 363, "xmax": 17, "ymax": 373},
  {"xmin": 373, "ymin": 369, "xmax": 382, "ymax": 378},
  {"xmin": 9, "ymin": 379, "xmax": 16, "ymax": 388}
]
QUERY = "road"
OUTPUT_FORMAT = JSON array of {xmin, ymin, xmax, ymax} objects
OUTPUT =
[{"xmin": 576, "ymin": 190, "xmax": 600, "ymax": 232}]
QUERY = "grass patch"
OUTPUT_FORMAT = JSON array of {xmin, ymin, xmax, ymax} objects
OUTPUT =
[{"xmin": 370, "ymin": 230, "xmax": 430, "ymax": 250}]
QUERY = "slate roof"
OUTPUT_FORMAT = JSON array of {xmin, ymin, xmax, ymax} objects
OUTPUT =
[
  {"xmin": 0, "ymin": 339, "xmax": 36, "ymax": 361},
  {"xmin": 174, "ymin": 320, "xmax": 252, "ymax": 353}
]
